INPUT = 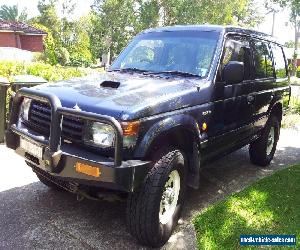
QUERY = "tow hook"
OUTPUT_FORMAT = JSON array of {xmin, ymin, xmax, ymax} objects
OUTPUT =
[
  {"xmin": 75, "ymin": 189, "xmax": 125, "ymax": 202},
  {"xmin": 77, "ymin": 194, "xmax": 85, "ymax": 202}
]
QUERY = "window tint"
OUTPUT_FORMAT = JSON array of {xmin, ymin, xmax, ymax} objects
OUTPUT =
[
  {"xmin": 253, "ymin": 41, "xmax": 274, "ymax": 78},
  {"xmin": 271, "ymin": 44, "xmax": 287, "ymax": 78},
  {"xmin": 221, "ymin": 36, "xmax": 251, "ymax": 81}
]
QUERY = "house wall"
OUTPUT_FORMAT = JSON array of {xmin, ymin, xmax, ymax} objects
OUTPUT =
[
  {"xmin": 20, "ymin": 35, "xmax": 44, "ymax": 52},
  {"xmin": 0, "ymin": 32, "xmax": 17, "ymax": 47},
  {"xmin": 0, "ymin": 32, "xmax": 44, "ymax": 52}
]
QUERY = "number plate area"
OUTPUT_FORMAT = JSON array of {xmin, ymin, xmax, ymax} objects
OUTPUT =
[{"xmin": 20, "ymin": 138, "xmax": 43, "ymax": 159}]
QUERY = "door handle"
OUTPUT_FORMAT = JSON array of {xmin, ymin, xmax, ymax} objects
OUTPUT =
[
  {"xmin": 247, "ymin": 95, "xmax": 254, "ymax": 104},
  {"xmin": 271, "ymin": 93, "xmax": 275, "ymax": 99}
]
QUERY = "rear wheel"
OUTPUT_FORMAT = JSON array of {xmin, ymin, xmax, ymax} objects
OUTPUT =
[
  {"xmin": 249, "ymin": 116, "xmax": 280, "ymax": 166},
  {"xmin": 126, "ymin": 148, "xmax": 186, "ymax": 247}
]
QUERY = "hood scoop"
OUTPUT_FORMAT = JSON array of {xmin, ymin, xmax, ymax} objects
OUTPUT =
[{"xmin": 100, "ymin": 80, "xmax": 120, "ymax": 89}]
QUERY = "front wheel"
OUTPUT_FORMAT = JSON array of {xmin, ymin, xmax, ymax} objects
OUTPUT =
[
  {"xmin": 249, "ymin": 116, "xmax": 280, "ymax": 166},
  {"xmin": 126, "ymin": 149, "xmax": 186, "ymax": 247}
]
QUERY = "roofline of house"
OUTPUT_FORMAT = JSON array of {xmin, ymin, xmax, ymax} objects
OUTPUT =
[{"xmin": 0, "ymin": 30, "xmax": 47, "ymax": 35}]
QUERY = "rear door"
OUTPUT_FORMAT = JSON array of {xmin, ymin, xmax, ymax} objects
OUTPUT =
[
  {"xmin": 270, "ymin": 43, "xmax": 290, "ymax": 111},
  {"xmin": 251, "ymin": 39, "xmax": 276, "ymax": 133}
]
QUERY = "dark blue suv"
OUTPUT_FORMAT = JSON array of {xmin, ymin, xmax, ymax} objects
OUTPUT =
[{"xmin": 6, "ymin": 25, "xmax": 290, "ymax": 247}]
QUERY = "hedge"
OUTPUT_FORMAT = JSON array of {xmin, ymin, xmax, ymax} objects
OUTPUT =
[
  {"xmin": 297, "ymin": 66, "xmax": 300, "ymax": 78},
  {"xmin": 0, "ymin": 61, "xmax": 94, "ymax": 82}
]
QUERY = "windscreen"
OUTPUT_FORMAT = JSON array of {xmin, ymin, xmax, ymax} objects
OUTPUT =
[{"xmin": 110, "ymin": 30, "xmax": 219, "ymax": 77}]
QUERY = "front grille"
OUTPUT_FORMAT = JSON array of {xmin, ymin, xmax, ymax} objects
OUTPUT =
[{"xmin": 26, "ymin": 100, "xmax": 84, "ymax": 141}]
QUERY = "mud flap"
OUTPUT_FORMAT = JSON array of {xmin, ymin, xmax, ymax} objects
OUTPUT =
[{"xmin": 187, "ymin": 141, "xmax": 200, "ymax": 189}]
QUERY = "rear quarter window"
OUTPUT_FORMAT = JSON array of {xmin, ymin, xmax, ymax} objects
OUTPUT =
[{"xmin": 271, "ymin": 44, "xmax": 288, "ymax": 78}]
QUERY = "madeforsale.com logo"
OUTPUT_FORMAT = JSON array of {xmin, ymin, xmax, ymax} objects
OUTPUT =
[{"xmin": 240, "ymin": 235, "xmax": 296, "ymax": 246}]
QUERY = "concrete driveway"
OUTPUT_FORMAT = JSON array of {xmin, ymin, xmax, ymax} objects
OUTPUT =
[{"xmin": 0, "ymin": 129, "xmax": 300, "ymax": 250}]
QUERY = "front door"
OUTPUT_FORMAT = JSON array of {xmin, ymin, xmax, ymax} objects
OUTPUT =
[{"xmin": 208, "ymin": 35, "xmax": 255, "ymax": 156}]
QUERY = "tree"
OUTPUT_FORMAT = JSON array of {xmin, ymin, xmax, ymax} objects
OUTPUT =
[
  {"xmin": 60, "ymin": 1, "xmax": 93, "ymax": 66},
  {"xmin": 270, "ymin": 0, "xmax": 300, "ymax": 75},
  {"xmin": 90, "ymin": 0, "xmax": 263, "ymax": 62},
  {"xmin": 284, "ymin": 40, "xmax": 295, "ymax": 48},
  {"xmin": 30, "ymin": 0, "xmax": 63, "ymax": 64},
  {"xmin": 30, "ymin": 23, "xmax": 58, "ymax": 65},
  {"xmin": 0, "ymin": 4, "xmax": 28, "ymax": 22},
  {"xmin": 234, "ymin": 0, "xmax": 264, "ymax": 27},
  {"xmin": 32, "ymin": 0, "xmax": 93, "ymax": 66},
  {"xmin": 138, "ymin": 0, "xmax": 263, "ymax": 27},
  {"xmin": 66, "ymin": 15, "xmax": 93, "ymax": 66},
  {"xmin": 91, "ymin": 0, "xmax": 137, "ymax": 61},
  {"xmin": 61, "ymin": 0, "xmax": 76, "ymax": 47},
  {"xmin": 136, "ymin": 0, "xmax": 160, "ymax": 31},
  {"xmin": 36, "ymin": 0, "xmax": 61, "ymax": 42}
]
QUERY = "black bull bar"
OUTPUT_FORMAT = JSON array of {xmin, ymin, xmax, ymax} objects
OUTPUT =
[{"xmin": 5, "ymin": 87, "xmax": 124, "ymax": 169}]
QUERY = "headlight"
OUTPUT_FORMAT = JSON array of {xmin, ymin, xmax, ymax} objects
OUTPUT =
[
  {"xmin": 84, "ymin": 121, "xmax": 140, "ymax": 148},
  {"xmin": 84, "ymin": 122, "xmax": 115, "ymax": 148},
  {"xmin": 20, "ymin": 98, "xmax": 32, "ymax": 121}
]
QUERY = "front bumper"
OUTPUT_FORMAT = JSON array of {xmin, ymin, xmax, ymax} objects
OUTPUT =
[{"xmin": 5, "ymin": 88, "xmax": 150, "ymax": 192}]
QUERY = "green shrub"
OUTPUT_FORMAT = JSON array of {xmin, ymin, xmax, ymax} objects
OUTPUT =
[
  {"xmin": 0, "ymin": 60, "xmax": 101, "ymax": 122},
  {"xmin": 297, "ymin": 66, "xmax": 300, "ymax": 78},
  {"xmin": 0, "ymin": 60, "xmax": 90, "ymax": 82},
  {"xmin": 68, "ymin": 54, "xmax": 93, "ymax": 67}
]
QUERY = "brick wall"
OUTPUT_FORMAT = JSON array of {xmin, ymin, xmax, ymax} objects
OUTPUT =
[
  {"xmin": 0, "ymin": 32, "xmax": 17, "ymax": 47},
  {"xmin": 20, "ymin": 35, "xmax": 44, "ymax": 52}
]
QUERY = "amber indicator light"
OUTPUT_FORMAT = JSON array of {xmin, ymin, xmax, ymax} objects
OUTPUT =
[
  {"xmin": 202, "ymin": 122, "xmax": 208, "ymax": 131},
  {"xmin": 121, "ymin": 121, "xmax": 140, "ymax": 136},
  {"xmin": 75, "ymin": 162, "xmax": 101, "ymax": 178}
]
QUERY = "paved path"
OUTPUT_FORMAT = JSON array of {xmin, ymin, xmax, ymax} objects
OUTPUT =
[{"xmin": 0, "ymin": 129, "xmax": 300, "ymax": 250}]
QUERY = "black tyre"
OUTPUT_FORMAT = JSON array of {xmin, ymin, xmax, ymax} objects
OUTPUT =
[
  {"xmin": 249, "ymin": 116, "xmax": 280, "ymax": 166},
  {"xmin": 36, "ymin": 173, "xmax": 64, "ymax": 191},
  {"xmin": 126, "ymin": 148, "xmax": 186, "ymax": 247}
]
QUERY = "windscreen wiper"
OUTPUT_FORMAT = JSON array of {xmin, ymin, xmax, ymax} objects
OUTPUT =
[
  {"xmin": 152, "ymin": 70, "xmax": 201, "ymax": 78},
  {"xmin": 109, "ymin": 68, "xmax": 150, "ymax": 73}
]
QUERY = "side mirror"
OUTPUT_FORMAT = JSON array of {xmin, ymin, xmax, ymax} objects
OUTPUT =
[{"xmin": 223, "ymin": 61, "xmax": 244, "ymax": 84}]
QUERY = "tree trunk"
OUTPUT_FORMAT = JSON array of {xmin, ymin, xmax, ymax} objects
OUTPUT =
[
  {"xmin": 271, "ymin": 11, "xmax": 276, "ymax": 36},
  {"xmin": 292, "ymin": 16, "xmax": 299, "ymax": 76}
]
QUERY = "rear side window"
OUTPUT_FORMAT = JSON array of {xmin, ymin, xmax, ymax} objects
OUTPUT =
[
  {"xmin": 253, "ymin": 40, "xmax": 274, "ymax": 79},
  {"xmin": 271, "ymin": 44, "xmax": 287, "ymax": 78},
  {"xmin": 221, "ymin": 36, "xmax": 251, "ymax": 81}
]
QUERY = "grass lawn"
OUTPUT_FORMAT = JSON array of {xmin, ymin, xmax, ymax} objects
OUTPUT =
[{"xmin": 194, "ymin": 164, "xmax": 300, "ymax": 249}]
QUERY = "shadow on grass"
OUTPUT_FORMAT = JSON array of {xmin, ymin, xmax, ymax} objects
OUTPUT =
[{"xmin": 194, "ymin": 164, "xmax": 300, "ymax": 250}]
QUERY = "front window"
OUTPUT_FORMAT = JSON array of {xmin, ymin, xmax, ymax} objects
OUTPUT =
[
  {"xmin": 110, "ymin": 30, "xmax": 219, "ymax": 77},
  {"xmin": 221, "ymin": 36, "xmax": 251, "ymax": 81}
]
